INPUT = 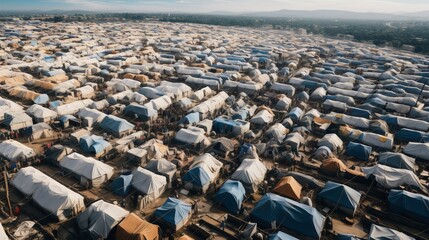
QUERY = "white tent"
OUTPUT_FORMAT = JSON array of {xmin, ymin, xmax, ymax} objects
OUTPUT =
[
  {"xmin": 77, "ymin": 107, "xmax": 107, "ymax": 123},
  {"xmin": 231, "ymin": 158, "xmax": 267, "ymax": 193},
  {"xmin": 0, "ymin": 140, "xmax": 36, "ymax": 162},
  {"xmin": 4, "ymin": 112, "xmax": 33, "ymax": 130},
  {"xmin": 250, "ymin": 110, "xmax": 274, "ymax": 125},
  {"xmin": 324, "ymin": 113, "xmax": 370, "ymax": 129},
  {"xmin": 55, "ymin": 99, "xmax": 93, "ymax": 115},
  {"xmin": 132, "ymin": 167, "xmax": 167, "ymax": 200},
  {"xmin": 144, "ymin": 95, "xmax": 172, "ymax": 111},
  {"xmin": 28, "ymin": 122, "xmax": 55, "ymax": 140},
  {"xmin": 0, "ymin": 97, "xmax": 24, "ymax": 120},
  {"xmin": 360, "ymin": 132, "xmax": 393, "ymax": 150},
  {"xmin": 60, "ymin": 153, "xmax": 114, "ymax": 187},
  {"xmin": 318, "ymin": 134, "xmax": 344, "ymax": 153},
  {"xmin": 76, "ymin": 85, "xmax": 95, "ymax": 99},
  {"xmin": 175, "ymin": 128, "xmax": 211, "ymax": 149},
  {"xmin": 0, "ymin": 223, "xmax": 8, "ymax": 240},
  {"xmin": 404, "ymin": 142, "xmax": 429, "ymax": 161},
  {"xmin": 190, "ymin": 91, "xmax": 228, "ymax": 118},
  {"xmin": 12, "ymin": 167, "xmax": 85, "ymax": 221},
  {"xmin": 26, "ymin": 104, "xmax": 57, "ymax": 123},
  {"xmin": 77, "ymin": 200, "xmax": 129, "ymax": 240}
]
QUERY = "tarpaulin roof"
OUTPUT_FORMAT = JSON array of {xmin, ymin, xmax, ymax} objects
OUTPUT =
[
  {"xmin": 388, "ymin": 189, "xmax": 429, "ymax": 223},
  {"xmin": 272, "ymin": 176, "xmax": 302, "ymax": 201},
  {"xmin": 154, "ymin": 198, "xmax": 192, "ymax": 227},
  {"xmin": 115, "ymin": 213, "xmax": 160, "ymax": 240},
  {"xmin": 60, "ymin": 153, "xmax": 114, "ymax": 180},
  {"xmin": 0, "ymin": 139, "xmax": 36, "ymax": 162},
  {"xmin": 231, "ymin": 158, "xmax": 267, "ymax": 192},
  {"xmin": 346, "ymin": 142, "xmax": 372, "ymax": 161},
  {"xmin": 99, "ymin": 115, "xmax": 135, "ymax": 135},
  {"xmin": 318, "ymin": 181, "xmax": 362, "ymax": 215},
  {"xmin": 404, "ymin": 142, "xmax": 429, "ymax": 161},
  {"xmin": 268, "ymin": 231, "xmax": 299, "ymax": 240},
  {"xmin": 378, "ymin": 152, "xmax": 417, "ymax": 172},
  {"xmin": 250, "ymin": 193, "xmax": 326, "ymax": 239},
  {"xmin": 214, "ymin": 180, "xmax": 246, "ymax": 214},
  {"xmin": 132, "ymin": 167, "xmax": 167, "ymax": 199},
  {"xmin": 368, "ymin": 224, "xmax": 415, "ymax": 240}
]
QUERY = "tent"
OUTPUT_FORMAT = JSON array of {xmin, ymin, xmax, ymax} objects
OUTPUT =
[
  {"xmin": 320, "ymin": 157, "xmax": 365, "ymax": 177},
  {"xmin": 272, "ymin": 176, "xmax": 302, "ymax": 201},
  {"xmin": 77, "ymin": 200, "xmax": 129, "ymax": 240},
  {"xmin": 268, "ymin": 231, "xmax": 299, "ymax": 240},
  {"xmin": 250, "ymin": 193, "xmax": 325, "ymax": 239},
  {"xmin": 99, "ymin": 115, "xmax": 135, "ymax": 137},
  {"xmin": 395, "ymin": 128, "xmax": 429, "ymax": 143},
  {"xmin": 265, "ymin": 123, "xmax": 288, "ymax": 141},
  {"xmin": 214, "ymin": 180, "xmax": 246, "ymax": 214},
  {"xmin": 0, "ymin": 223, "xmax": 8, "ymax": 240},
  {"xmin": 282, "ymin": 172, "xmax": 325, "ymax": 189},
  {"xmin": 153, "ymin": 198, "xmax": 192, "ymax": 231},
  {"xmin": 24, "ymin": 122, "xmax": 55, "ymax": 140},
  {"xmin": 183, "ymin": 153, "xmax": 223, "ymax": 193},
  {"xmin": 318, "ymin": 134, "xmax": 343, "ymax": 153},
  {"xmin": 313, "ymin": 146, "xmax": 332, "ymax": 160},
  {"xmin": 111, "ymin": 173, "xmax": 133, "ymax": 196},
  {"xmin": 12, "ymin": 167, "xmax": 85, "ymax": 221},
  {"xmin": 0, "ymin": 97, "xmax": 24, "ymax": 121},
  {"xmin": 79, "ymin": 135, "xmax": 112, "ymax": 157},
  {"xmin": 26, "ymin": 104, "xmax": 57, "ymax": 123},
  {"xmin": 404, "ymin": 142, "xmax": 429, "ymax": 161},
  {"xmin": 345, "ymin": 142, "xmax": 372, "ymax": 161},
  {"xmin": 368, "ymin": 224, "xmax": 414, "ymax": 240},
  {"xmin": 388, "ymin": 189, "xmax": 429, "ymax": 223},
  {"xmin": 3, "ymin": 112, "xmax": 33, "ymax": 130},
  {"xmin": 212, "ymin": 117, "xmax": 250, "ymax": 137},
  {"xmin": 115, "ymin": 213, "xmax": 160, "ymax": 240},
  {"xmin": 45, "ymin": 144, "xmax": 74, "ymax": 165},
  {"xmin": 208, "ymin": 137, "xmax": 239, "ymax": 158},
  {"xmin": 132, "ymin": 167, "xmax": 167, "ymax": 201},
  {"xmin": 77, "ymin": 107, "xmax": 107, "ymax": 125},
  {"xmin": 178, "ymin": 112, "xmax": 200, "ymax": 126},
  {"xmin": 55, "ymin": 99, "xmax": 93, "ymax": 116},
  {"xmin": 145, "ymin": 158, "xmax": 177, "ymax": 186},
  {"xmin": 378, "ymin": 152, "xmax": 417, "ymax": 172},
  {"xmin": 0, "ymin": 140, "xmax": 36, "ymax": 162},
  {"xmin": 318, "ymin": 181, "xmax": 362, "ymax": 216},
  {"xmin": 250, "ymin": 109, "xmax": 274, "ymax": 125},
  {"xmin": 60, "ymin": 153, "xmax": 114, "ymax": 187},
  {"xmin": 174, "ymin": 128, "xmax": 211, "ymax": 150},
  {"xmin": 231, "ymin": 158, "xmax": 267, "ymax": 193},
  {"xmin": 124, "ymin": 103, "xmax": 158, "ymax": 122},
  {"xmin": 336, "ymin": 234, "xmax": 360, "ymax": 240},
  {"xmin": 362, "ymin": 164, "xmax": 428, "ymax": 194},
  {"xmin": 287, "ymin": 107, "xmax": 304, "ymax": 123}
]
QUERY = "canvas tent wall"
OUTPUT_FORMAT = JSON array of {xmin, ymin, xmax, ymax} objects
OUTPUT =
[
  {"xmin": 111, "ymin": 173, "xmax": 133, "ymax": 196},
  {"xmin": 132, "ymin": 167, "xmax": 167, "ymax": 205},
  {"xmin": 60, "ymin": 153, "xmax": 114, "ymax": 188},
  {"xmin": 153, "ymin": 197, "xmax": 192, "ymax": 231},
  {"xmin": 214, "ymin": 180, "xmax": 246, "ymax": 214},
  {"xmin": 115, "ymin": 213, "xmax": 160, "ymax": 240},
  {"xmin": 318, "ymin": 181, "xmax": 362, "ymax": 217},
  {"xmin": 124, "ymin": 103, "xmax": 158, "ymax": 122},
  {"xmin": 231, "ymin": 158, "xmax": 267, "ymax": 193},
  {"xmin": 0, "ymin": 140, "xmax": 36, "ymax": 162},
  {"xmin": 12, "ymin": 166, "xmax": 85, "ymax": 221},
  {"xmin": 250, "ymin": 193, "xmax": 325, "ymax": 239},
  {"xmin": 183, "ymin": 153, "xmax": 223, "ymax": 193},
  {"xmin": 77, "ymin": 200, "xmax": 129, "ymax": 240}
]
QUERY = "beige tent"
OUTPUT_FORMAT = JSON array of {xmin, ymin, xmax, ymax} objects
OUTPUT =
[
  {"xmin": 320, "ymin": 157, "xmax": 364, "ymax": 177},
  {"xmin": 272, "ymin": 176, "xmax": 302, "ymax": 201},
  {"xmin": 115, "ymin": 213, "xmax": 160, "ymax": 240}
]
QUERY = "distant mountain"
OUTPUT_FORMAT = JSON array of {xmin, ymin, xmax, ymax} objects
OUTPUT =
[{"xmin": 402, "ymin": 10, "xmax": 429, "ymax": 19}]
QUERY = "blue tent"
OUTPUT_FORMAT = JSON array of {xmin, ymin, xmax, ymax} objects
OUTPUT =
[
  {"xmin": 110, "ymin": 174, "xmax": 133, "ymax": 196},
  {"xmin": 287, "ymin": 107, "xmax": 304, "ymax": 123},
  {"xmin": 250, "ymin": 193, "xmax": 325, "ymax": 239},
  {"xmin": 317, "ymin": 181, "xmax": 362, "ymax": 216},
  {"xmin": 378, "ymin": 152, "xmax": 417, "ymax": 172},
  {"xmin": 337, "ymin": 234, "xmax": 360, "ymax": 240},
  {"xmin": 394, "ymin": 128, "xmax": 429, "ymax": 143},
  {"xmin": 178, "ymin": 112, "xmax": 200, "ymax": 125},
  {"xmin": 346, "ymin": 107, "xmax": 371, "ymax": 119},
  {"xmin": 33, "ymin": 94, "xmax": 49, "ymax": 104},
  {"xmin": 268, "ymin": 231, "xmax": 299, "ymax": 240},
  {"xmin": 182, "ymin": 166, "xmax": 210, "ymax": 188},
  {"xmin": 123, "ymin": 104, "xmax": 158, "ymax": 121},
  {"xmin": 318, "ymin": 181, "xmax": 362, "ymax": 216},
  {"xmin": 346, "ymin": 142, "xmax": 372, "ymax": 161},
  {"xmin": 213, "ymin": 117, "xmax": 246, "ymax": 136},
  {"xmin": 154, "ymin": 198, "xmax": 192, "ymax": 231},
  {"xmin": 99, "ymin": 115, "xmax": 134, "ymax": 137},
  {"xmin": 79, "ymin": 135, "xmax": 111, "ymax": 155},
  {"xmin": 388, "ymin": 189, "xmax": 429, "ymax": 223},
  {"xmin": 214, "ymin": 180, "xmax": 246, "ymax": 214},
  {"xmin": 366, "ymin": 97, "xmax": 387, "ymax": 108}
]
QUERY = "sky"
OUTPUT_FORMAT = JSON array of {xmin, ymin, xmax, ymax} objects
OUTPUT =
[{"xmin": 1, "ymin": 0, "xmax": 429, "ymax": 13}]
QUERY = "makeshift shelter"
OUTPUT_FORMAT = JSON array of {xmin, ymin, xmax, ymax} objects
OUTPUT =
[
  {"xmin": 265, "ymin": 123, "xmax": 288, "ymax": 141},
  {"xmin": 320, "ymin": 157, "xmax": 365, "ymax": 177},
  {"xmin": 3, "ymin": 112, "xmax": 33, "ymax": 130},
  {"xmin": 174, "ymin": 128, "xmax": 211, "ymax": 150},
  {"xmin": 214, "ymin": 180, "xmax": 246, "ymax": 214},
  {"xmin": 79, "ymin": 135, "xmax": 112, "ymax": 157},
  {"xmin": 388, "ymin": 189, "xmax": 429, "ymax": 223},
  {"xmin": 45, "ymin": 144, "xmax": 74, "ymax": 166},
  {"xmin": 212, "ymin": 117, "xmax": 250, "ymax": 137},
  {"xmin": 99, "ymin": 115, "xmax": 135, "ymax": 137},
  {"xmin": 283, "ymin": 172, "xmax": 325, "ymax": 189},
  {"xmin": 24, "ymin": 122, "xmax": 55, "ymax": 140},
  {"xmin": 111, "ymin": 173, "xmax": 133, "ymax": 196},
  {"xmin": 124, "ymin": 103, "xmax": 158, "ymax": 122},
  {"xmin": 0, "ymin": 140, "xmax": 36, "ymax": 162},
  {"xmin": 60, "ymin": 153, "xmax": 114, "ymax": 188},
  {"xmin": 272, "ymin": 176, "xmax": 302, "ymax": 201},
  {"xmin": 250, "ymin": 109, "xmax": 274, "ymax": 125},
  {"xmin": 145, "ymin": 158, "xmax": 177, "ymax": 186},
  {"xmin": 179, "ymin": 112, "xmax": 200, "ymax": 126},
  {"xmin": 345, "ymin": 142, "xmax": 372, "ymax": 161},
  {"xmin": 318, "ymin": 134, "xmax": 343, "ymax": 153},
  {"xmin": 231, "ymin": 158, "xmax": 267, "ymax": 193},
  {"xmin": 318, "ymin": 181, "xmax": 362, "ymax": 216},
  {"xmin": 208, "ymin": 137, "xmax": 239, "ymax": 158},
  {"xmin": 312, "ymin": 146, "xmax": 332, "ymax": 161},
  {"xmin": 404, "ymin": 142, "xmax": 429, "ymax": 161},
  {"xmin": 115, "ymin": 213, "xmax": 160, "ymax": 240},
  {"xmin": 55, "ymin": 99, "xmax": 93, "ymax": 116},
  {"xmin": 139, "ymin": 139, "xmax": 168, "ymax": 160},
  {"xmin": 395, "ymin": 128, "xmax": 429, "ymax": 143},
  {"xmin": 0, "ymin": 97, "xmax": 24, "ymax": 121},
  {"xmin": 268, "ymin": 231, "xmax": 299, "ymax": 240},
  {"xmin": 362, "ymin": 164, "xmax": 428, "ymax": 194},
  {"xmin": 76, "ymin": 107, "xmax": 107, "ymax": 126},
  {"xmin": 132, "ymin": 167, "xmax": 167, "ymax": 202},
  {"xmin": 368, "ymin": 224, "xmax": 414, "ymax": 240},
  {"xmin": 26, "ymin": 104, "xmax": 57, "ymax": 123},
  {"xmin": 284, "ymin": 132, "xmax": 305, "ymax": 155},
  {"xmin": 12, "ymin": 167, "xmax": 85, "ymax": 221},
  {"xmin": 183, "ymin": 153, "xmax": 223, "ymax": 193},
  {"xmin": 378, "ymin": 152, "xmax": 417, "ymax": 172},
  {"xmin": 153, "ymin": 198, "xmax": 192, "ymax": 231},
  {"xmin": 77, "ymin": 200, "xmax": 129, "ymax": 240},
  {"xmin": 250, "ymin": 193, "xmax": 325, "ymax": 239}
]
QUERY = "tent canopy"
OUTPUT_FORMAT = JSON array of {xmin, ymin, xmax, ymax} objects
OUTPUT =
[
  {"xmin": 378, "ymin": 152, "xmax": 417, "ymax": 172},
  {"xmin": 388, "ymin": 189, "xmax": 429, "ymax": 223},
  {"xmin": 368, "ymin": 224, "xmax": 414, "ymax": 240},
  {"xmin": 318, "ymin": 181, "xmax": 362, "ymax": 216},
  {"xmin": 272, "ymin": 176, "xmax": 302, "ymax": 201},
  {"xmin": 345, "ymin": 142, "xmax": 372, "ymax": 161},
  {"xmin": 153, "ymin": 198, "xmax": 192, "ymax": 229},
  {"xmin": 115, "ymin": 213, "xmax": 160, "ymax": 240},
  {"xmin": 214, "ymin": 180, "xmax": 246, "ymax": 214}
]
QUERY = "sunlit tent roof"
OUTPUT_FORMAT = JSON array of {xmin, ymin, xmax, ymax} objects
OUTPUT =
[
  {"xmin": 378, "ymin": 152, "xmax": 417, "ymax": 172},
  {"xmin": 77, "ymin": 200, "xmax": 129, "ymax": 240},
  {"xmin": 318, "ymin": 181, "xmax": 362, "ymax": 216},
  {"xmin": 250, "ymin": 193, "xmax": 325, "ymax": 239},
  {"xmin": 0, "ymin": 139, "xmax": 36, "ymax": 162},
  {"xmin": 214, "ymin": 180, "xmax": 246, "ymax": 214},
  {"xmin": 268, "ymin": 231, "xmax": 299, "ymax": 240},
  {"xmin": 231, "ymin": 158, "xmax": 267, "ymax": 193},
  {"xmin": 99, "ymin": 115, "xmax": 135, "ymax": 137},
  {"xmin": 368, "ymin": 224, "xmax": 415, "ymax": 240},
  {"xmin": 153, "ymin": 197, "xmax": 192, "ymax": 231},
  {"xmin": 115, "ymin": 213, "xmax": 160, "ymax": 240},
  {"xmin": 132, "ymin": 167, "xmax": 167, "ymax": 199},
  {"xmin": 272, "ymin": 176, "xmax": 302, "ymax": 201}
]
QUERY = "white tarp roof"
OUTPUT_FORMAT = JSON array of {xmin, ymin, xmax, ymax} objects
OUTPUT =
[
  {"xmin": 144, "ymin": 95, "xmax": 172, "ymax": 111},
  {"xmin": 26, "ymin": 104, "xmax": 57, "ymax": 120},
  {"xmin": 404, "ymin": 142, "xmax": 429, "ymax": 161},
  {"xmin": 60, "ymin": 153, "xmax": 114, "ymax": 180},
  {"xmin": 0, "ymin": 140, "xmax": 36, "ymax": 162},
  {"xmin": 189, "ymin": 153, "xmax": 223, "ymax": 184},
  {"xmin": 77, "ymin": 200, "xmax": 129, "ymax": 240},
  {"xmin": 231, "ymin": 158, "xmax": 267, "ymax": 192},
  {"xmin": 56, "ymin": 99, "xmax": 93, "ymax": 115},
  {"xmin": 175, "ymin": 128, "xmax": 211, "ymax": 146},
  {"xmin": 77, "ymin": 107, "xmax": 107, "ymax": 123},
  {"xmin": 0, "ymin": 97, "xmax": 24, "ymax": 120},
  {"xmin": 250, "ymin": 109, "xmax": 274, "ymax": 125},
  {"xmin": 324, "ymin": 113, "xmax": 370, "ymax": 129},
  {"xmin": 318, "ymin": 133, "xmax": 344, "ymax": 152},
  {"xmin": 131, "ymin": 167, "xmax": 167, "ymax": 199}
]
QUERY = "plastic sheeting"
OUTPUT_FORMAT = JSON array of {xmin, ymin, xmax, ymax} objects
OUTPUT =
[
  {"xmin": 318, "ymin": 181, "xmax": 362, "ymax": 216},
  {"xmin": 368, "ymin": 224, "xmax": 415, "ymax": 240},
  {"xmin": 214, "ymin": 180, "xmax": 246, "ymax": 214},
  {"xmin": 153, "ymin": 198, "xmax": 192, "ymax": 230},
  {"xmin": 231, "ymin": 158, "xmax": 267, "ymax": 193},
  {"xmin": 404, "ymin": 142, "xmax": 429, "ymax": 161},
  {"xmin": 388, "ymin": 189, "xmax": 429, "ymax": 223},
  {"xmin": 378, "ymin": 152, "xmax": 417, "ymax": 172},
  {"xmin": 0, "ymin": 140, "xmax": 36, "ymax": 162}
]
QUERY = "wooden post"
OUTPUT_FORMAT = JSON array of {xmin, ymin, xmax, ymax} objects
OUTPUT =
[{"xmin": 3, "ymin": 171, "xmax": 13, "ymax": 217}]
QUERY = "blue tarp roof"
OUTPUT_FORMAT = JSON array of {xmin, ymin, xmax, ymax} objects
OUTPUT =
[
  {"xmin": 268, "ymin": 231, "xmax": 299, "ymax": 240},
  {"xmin": 388, "ymin": 189, "xmax": 429, "ymax": 223},
  {"xmin": 337, "ymin": 234, "xmax": 360, "ymax": 240},
  {"xmin": 178, "ymin": 112, "xmax": 200, "ymax": 125},
  {"xmin": 394, "ymin": 128, "xmax": 429, "ymax": 143},
  {"xmin": 213, "ymin": 117, "xmax": 244, "ymax": 134},
  {"xmin": 287, "ymin": 107, "xmax": 304, "ymax": 122},
  {"xmin": 250, "ymin": 193, "xmax": 325, "ymax": 239},
  {"xmin": 378, "ymin": 152, "xmax": 416, "ymax": 172},
  {"xmin": 99, "ymin": 115, "xmax": 134, "ymax": 135},
  {"xmin": 154, "ymin": 198, "xmax": 192, "ymax": 226},
  {"xmin": 79, "ymin": 135, "xmax": 111, "ymax": 154},
  {"xmin": 232, "ymin": 109, "xmax": 248, "ymax": 120},
  {"xmin": 318, "ymin": 181, "xmax": 362, "ymax": 215},
  {"xmin": 214, "ymin": 180, "xmax": 246, "ymax": 214},
  {"xmin": 182, "ymin": 166, "xmax": 210, "ymax": 187},
  {"xmin": 346, "ymin": 142, "xmax": 372, "ymax": 161},
  {"xmin": 346, "ymin": 107, "xmax": 371, "ymax": 119},
  {"xmin": 110, "ymin": 174, "xmax": 133, "ymax": 196}
]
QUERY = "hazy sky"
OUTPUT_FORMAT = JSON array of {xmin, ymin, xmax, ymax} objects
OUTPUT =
[{"xmin": 2, "ymin": 0, "xmax": 429, "ymax": 13}]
